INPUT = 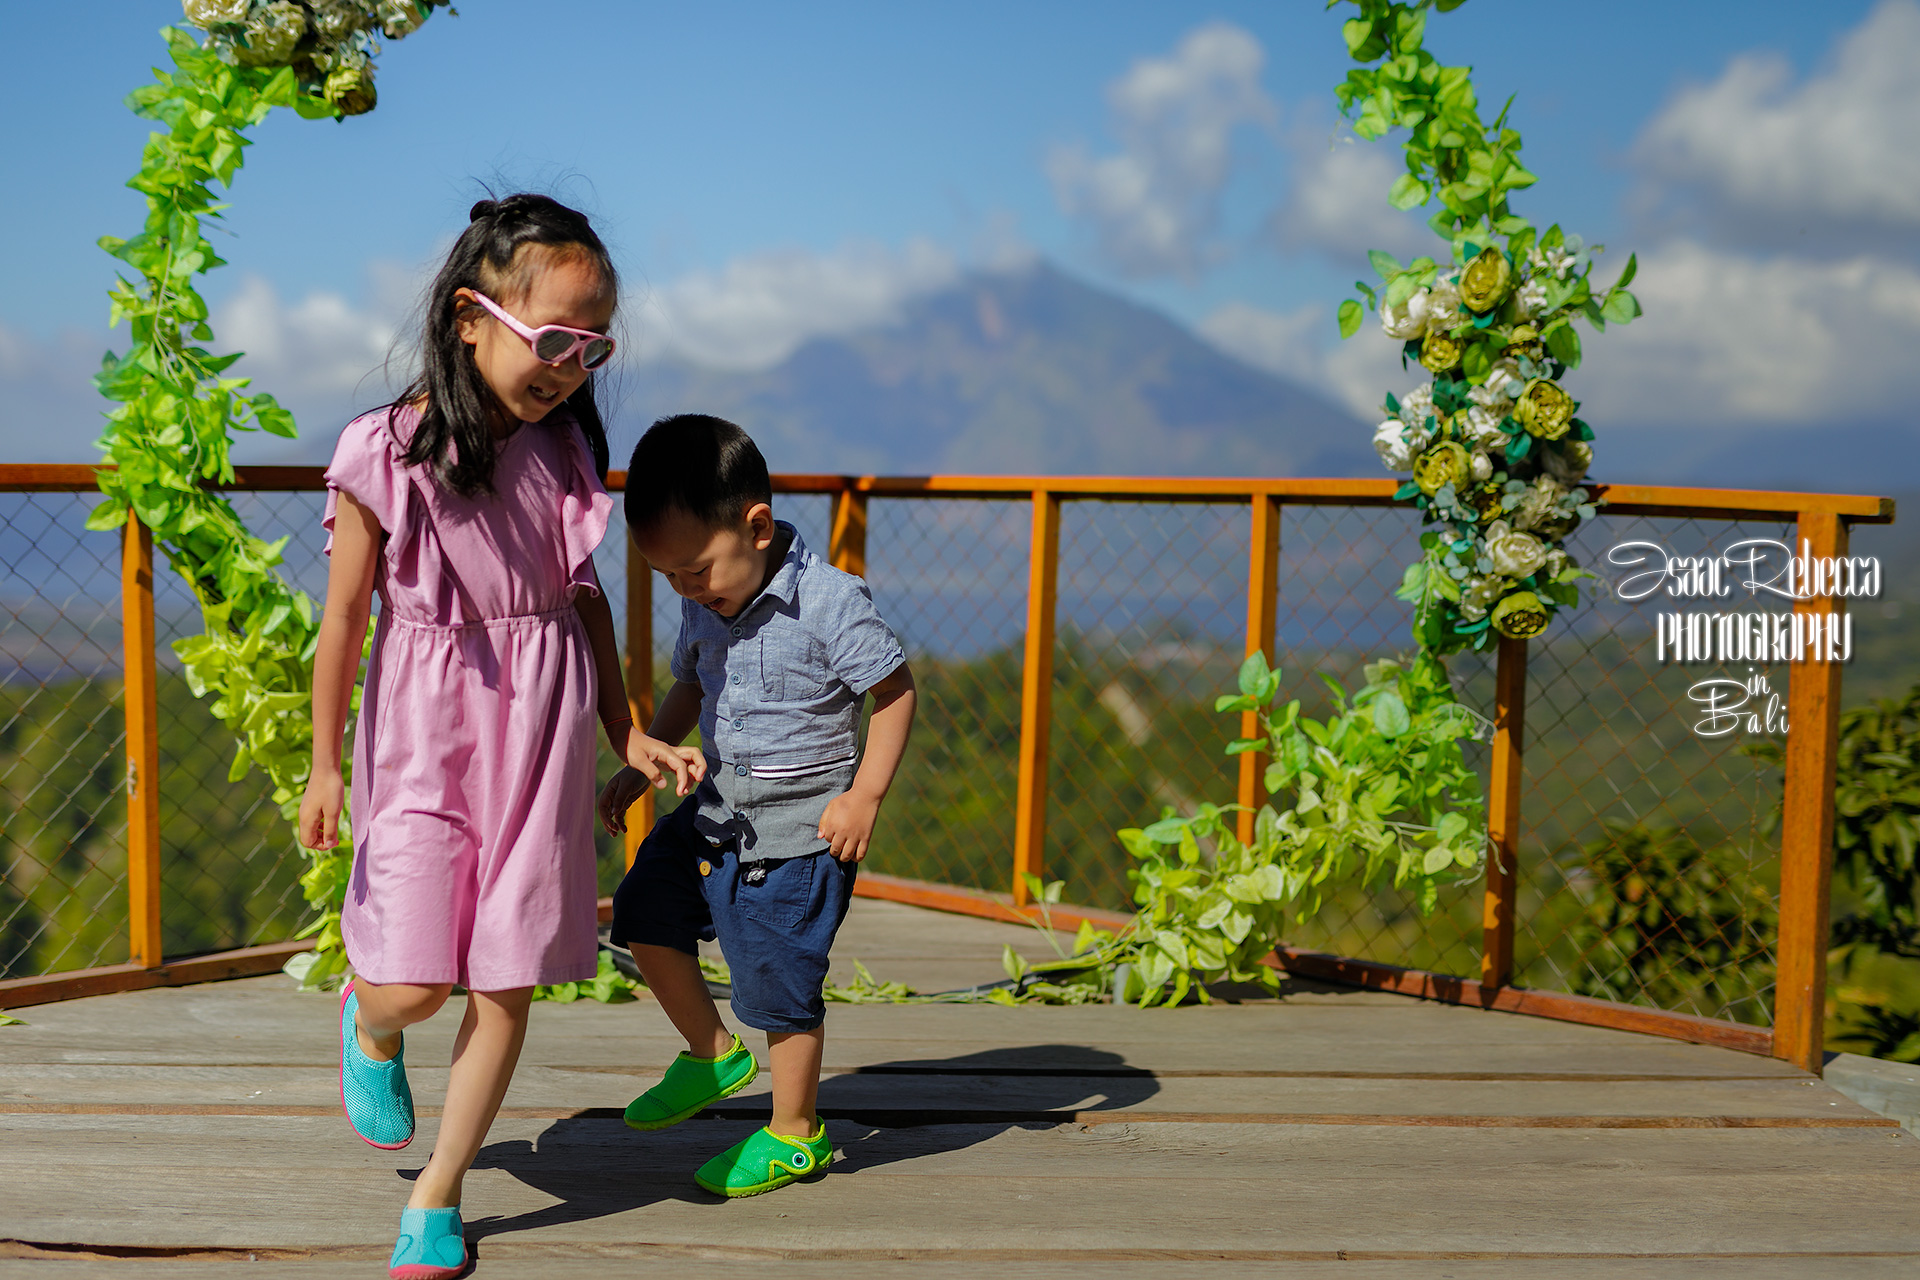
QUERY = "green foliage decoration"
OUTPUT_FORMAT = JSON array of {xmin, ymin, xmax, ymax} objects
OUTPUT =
[
  {"xmin": 1327, "ymin": 0, "xmax": 1641, "ymax": 655},
  {"xmin": 1084, "ymin": 653, "xmax": 1488, "ymax": 1007},
  {"xmin": 93, "ymin": 4, "xmax": 449, "ymax": 989}
]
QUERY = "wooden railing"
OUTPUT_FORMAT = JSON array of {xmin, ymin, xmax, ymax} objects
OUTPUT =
[{"xmin": 0, "ymin": 464, "xmax": 1893, "ymax": 1073}]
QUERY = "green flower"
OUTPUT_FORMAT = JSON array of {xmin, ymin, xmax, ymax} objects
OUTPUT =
[
  {"xmin": 183, "ymin": 0, "xmax": 251, "ymax": 28},
  {"xmin": 1513, "ymin": 377, "xmax": 1575, "ymax": 440},
  {"xmin": 1491, "ymin": 590, "xmax": 1551, "ymax": 639},
  {"xmin": 231, "ymin": 2, "xmax": 309, "ymax": 66},
  {"xmin": 310, "ymin": 0, "xmax": 369, "ymax": 42},
  {"xmin": 325, "ymin": 63, "xmax": 377, "ymax": 115},
  {"xmin": 1419, "ymin": 328, "xmax": 1464, "ymax": 373},
  {"xmin": 1412, "ymin": 441, "xmax": 1471, "ymax": 495},
  {"xmin": 1458, "ymin": 247, "xmax": 1513, "ymax": 313},
  {"xmin": 378, "ymin": 0, "xmax": 428, "ymax": 38}
]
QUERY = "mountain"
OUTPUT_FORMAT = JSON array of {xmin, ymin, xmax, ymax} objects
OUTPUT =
[{"xmin": 617, "ymin": 262, "xmax": 1374, "ymax": 478}]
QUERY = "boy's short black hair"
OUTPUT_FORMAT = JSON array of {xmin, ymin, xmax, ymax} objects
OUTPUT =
[{"xmin": 624, "ymin": 414, "xmax": 773, "ymax": 533}]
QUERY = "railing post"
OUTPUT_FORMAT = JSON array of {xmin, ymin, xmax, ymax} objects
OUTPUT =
[
  {"xmin": 623, "ymin": 541, "xmax": 655, "ymax": 868},
  {"xmin": 830, "ymin": 483, "xmax": 869, "ymax": 577},
  {"xmin": 121, "ymin": 513, "xmax": 162, "ymax": 969},
  {"xmin": 1774, "ymin": 510, "xmax": 1849, "ymax": 1073},
  {"xmin": 1481, "ymin": 633, "xmax": 1525, "ymax": 988},
  {"xmin": 1237, "ymin": 494, "xmax": 1280, "ymax": 845},
  {"xmin": 1012, "ymin": 490, "xmax": 1061, "ymax": 907}
]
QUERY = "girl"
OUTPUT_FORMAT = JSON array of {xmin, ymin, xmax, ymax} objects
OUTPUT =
[{"xmin": 299, "ymin": 193, "xmax": 703, "ymax": 1280}]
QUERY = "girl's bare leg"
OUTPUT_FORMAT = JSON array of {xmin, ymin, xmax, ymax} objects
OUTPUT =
[
  {"xmin": 406, "ymin": 986, "xmax": 534, "ymax": 1210},
  {"xmin": 351, "ymin": 980, "xmax": 452, "ymax": 1061}
]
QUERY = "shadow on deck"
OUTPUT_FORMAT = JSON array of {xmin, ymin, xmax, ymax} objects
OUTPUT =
[{"xmin": 2, "ymin": 899, "xmax": 1918, "ymax": 1279}]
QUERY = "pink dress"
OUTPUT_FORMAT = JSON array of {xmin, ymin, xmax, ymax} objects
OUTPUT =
[{"xmin": 323, "ymin": 405, "xmax": 612, "ymax": 989}]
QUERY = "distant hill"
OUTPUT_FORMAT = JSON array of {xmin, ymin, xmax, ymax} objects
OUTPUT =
[{"xmin": 618, "ymin": 262, "xmax": 1374, "ymax": 478}]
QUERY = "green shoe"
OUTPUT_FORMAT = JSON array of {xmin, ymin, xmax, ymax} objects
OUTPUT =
[
  {"xmin": 624, "ymin": 1034, "xmax": 759, "ymax": 1131},
  {"xmin": 695, "ymin": 1123, "xmax": 832, "ymax": 1197}
]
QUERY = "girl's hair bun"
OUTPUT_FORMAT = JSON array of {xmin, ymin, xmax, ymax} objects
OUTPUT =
[{"xmin": 468, "ymin": 198, "xmax": 498, "ymax": 222}]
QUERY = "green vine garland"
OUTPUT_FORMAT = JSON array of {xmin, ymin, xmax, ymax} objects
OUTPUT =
[
  {"xmin": 1329, "ymin": 0, "xmax": 1643, "ymax": 655},
  {"xmin": 91, "ymin": 3, "xmax": 450, "ymax": 987}
]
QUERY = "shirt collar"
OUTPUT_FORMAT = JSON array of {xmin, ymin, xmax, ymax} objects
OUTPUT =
[{"xmin": 748, "ymin": 521, "xmax": 808, "ymax": 610}]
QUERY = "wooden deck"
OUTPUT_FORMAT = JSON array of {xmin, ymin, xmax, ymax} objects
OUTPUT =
[{"xmin": 2, "ymin": 899, "xmax": 1918, "ymax": 1278}]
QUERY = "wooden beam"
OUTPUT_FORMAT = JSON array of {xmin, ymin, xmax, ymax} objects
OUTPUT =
[
  {"xmin": 1012, "ymin": 491, "xmax": 1062, "ymax": 907},
  {"xmin": 1481, "ymin": 634, "xmax": 1526, "ymax": 988},
  {"xmin": 1773, "ymin": 511, "xmax": 1850, "ymax": 1073},
  {"xmin": 0, "ymin": 941, "xmax": 311, "ymax": 1011},
  {"xmin": 121, "ymin": 515, "xmax": 162, "ymax": 971},
  {"xmin": 1237, "ymin": 495, "xmax": 1281, "ymax": 845},
  {"xmin": 1275, "ymin": 948, "xmax": 1775, "ymax": 1058},
  {"xmin": 623, "ymin": 540, "xmax": 654, "ymax": 868},
  {"xmin": 829, "ymin": 486, "xmax": 870, "ymax": 576},
  {"xmin": 852, "ymin": 870, "xmax": 1134, "ymax": 937}
]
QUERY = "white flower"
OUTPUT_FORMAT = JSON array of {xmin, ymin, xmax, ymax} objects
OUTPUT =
[
  {"xmin": 1486, "ymin": 520, "xmax": 1549, "ymax": 578},
  {"xmin": 1542, "ymin": 439, "xmax": 1593, "ymax": 485},
  {"xmin": 1381, "ymin": 289, "xmax": 1431, "ymax": 340},
  {"xmin": 1508, "ymin": 476, "xmax": 1567, "ymax": 533},
  {"xmin": 1459, "ymin": 574, "xmax": 1513, "ymax": 622},
  {"xmin": 1426, "ymin": 280, "xmax": 1461, "ymax": 326},
  {"xmin": 184, "ymin": 0, "xmax": 250, "ymax": 26},
  {"xmin": 1543, "ymin": 548, "xmax": 1570, "ymax": 581},
  {"xmin": 1373, "ymin": 420, "xmax": 1415, "ymax": 472},
  {"xmin": 1397, "ymin": 384, "xmax": 1436, "ymax": 439},
  {"xmin": 1463, "ymin": 405, "xmax": 1505, "ymax": 449},
  {"xmin": 1515, "ymin": 279, "xmax": 1548, "ymax": 318},
  {"xmin": 1528, "ymin": 246, "xmax": 1575, "ymax": 280},
  {"xmin": 1469, "ymin": 449, "xmax": 1493, "ymax": 481}
]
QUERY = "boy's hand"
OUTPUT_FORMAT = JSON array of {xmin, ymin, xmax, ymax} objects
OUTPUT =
[
  {"xmin": 299, "ymin": 770, "xmax": 345, "ymax": 850},
  {"xmin": 620, "ymin": 728, "xmax": 706, "ymax": 798},
  {"xmin": 818, "ymin": 787, "xmax": 883, "ymax": 863},
  {"xmin": 598, "ymin": 767, "xmax": 650, "ymax": 836}
]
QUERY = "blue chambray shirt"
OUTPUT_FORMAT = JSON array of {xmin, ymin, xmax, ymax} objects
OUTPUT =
[{"xmin": 670, "ymin": 522, "xmax": 906, "ymax": 775}]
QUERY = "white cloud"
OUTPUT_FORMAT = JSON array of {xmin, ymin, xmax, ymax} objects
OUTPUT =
[
  {"xmin": 213, "ymin": 271, "xmax": 408, "ymax": 407},
  {"xmin": 626, "ymin": 240, "xmax": 961, "ymax": 371},
  {"xmin": 1270, "ymin": 136, "xmax": 1436, "ymax": 260},
  {"xmin": 1632, "ymin": 0, "xmax": 1920, "ymax": 246},
  {"xmin": 1578, "ymin": 241, "xmax": 1920, "ymax": 424},
  {"xmin": 1048, "ymin": 22, "xmax": 1275, "ymax": 278}
]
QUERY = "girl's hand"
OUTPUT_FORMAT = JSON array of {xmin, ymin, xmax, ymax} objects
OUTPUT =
[
  {"xmin": 598, "ymin": 767, "xmax": 649, "ymax": 836},
  {"xmin": 622, "ymin": 729, "xmax": 706, "ymax": 798},
  {"xmin": 299, "ymin": 771, "xmax": 345, "ymax": 850}
]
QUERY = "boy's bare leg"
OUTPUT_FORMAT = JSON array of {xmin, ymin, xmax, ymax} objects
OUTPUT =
[
  {"xmin": 409, "ymin": 987, "xmax": 533, "ymax": 1210},
  {"xmin": 766, "ymin": 1025, "xmax": 825, "ymax": 1138},
  {"xmin": 631, "ymin": 943, "xmax": 734, "ymax": 1058}
]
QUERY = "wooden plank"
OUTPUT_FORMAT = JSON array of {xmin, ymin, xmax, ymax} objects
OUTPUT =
[
  {"xmin": 0, "ymin": 942, "xmax": 310, "ymax": 1011},
  {"xmin": 1774, "ymin": 510, "xmax": 1850, "ymax": 1073},
  {"xmin": 1236, "ymin": 495, "xmax": 1280, "ymax": 844},
  {"xmin": 623, "ymin": 540, "xmax": 654, "ymax": 866},
  {"xmin": 1278, "ymin": 949, "xmax": 1774, "ymax": 1055},
  {"xmin": 1011, "ymin": 491, "xmax": 1061, "ymax": 907},
  {"xmin": 1587, "ymin": 483, "xmax": 1893, "ymax": 523},
  {"xmin": 121, "ymin": 515, "xmax": 161, "ymax": 971},
  {"xmin": 829, "ymin": 486, "xmax": 869, "ymax": 577},
  {"xmin": 1482, "ymin": 633, "xmax": 1525, "ymax": 987}
]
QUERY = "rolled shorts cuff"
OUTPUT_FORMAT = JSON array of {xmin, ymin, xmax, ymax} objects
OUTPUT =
[{"xmin": 728, "ymin": 994, "xmax": 828, "ymax": 1035}]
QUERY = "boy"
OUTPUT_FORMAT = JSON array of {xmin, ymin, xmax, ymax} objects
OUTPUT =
[{"xmin": 599, "ymin": 413, "xmax": 916, "ymax": 1197}]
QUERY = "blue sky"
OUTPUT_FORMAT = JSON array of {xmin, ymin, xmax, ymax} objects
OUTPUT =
[{"xmin": 1, "ymin": 0, "xmax": 1913, "ymax": 461}]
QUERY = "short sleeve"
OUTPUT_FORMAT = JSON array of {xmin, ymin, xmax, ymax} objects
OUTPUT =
[
  {"xmin": 557, "ymin": 417, "xmax": 614, "ymax": 598},
  {"xmin": 670, "ymin": 599, "xmax": 700, "ymax": 684},
  {"xmin": 322, "ymin": 409, "xmax": 412, "ymax": 556},
  {"xmin": 818, "ymin": 574, "xmax": 906, "ymax": 694}
]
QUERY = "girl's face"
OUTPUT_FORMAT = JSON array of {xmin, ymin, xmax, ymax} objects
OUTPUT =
[{"xmin": 455, "ymin": 251, "xmax": 614, "ymax": 430}]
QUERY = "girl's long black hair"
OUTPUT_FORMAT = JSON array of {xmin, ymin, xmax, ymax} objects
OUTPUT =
[{"xmin": 390, "ymin": 193, "xmax": 616, "ymax": 496}]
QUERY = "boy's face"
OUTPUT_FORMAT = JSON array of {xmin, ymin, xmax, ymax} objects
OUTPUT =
[{"xmin": 634, "ymin": 503, "xmax": 781, "ymax": 619}]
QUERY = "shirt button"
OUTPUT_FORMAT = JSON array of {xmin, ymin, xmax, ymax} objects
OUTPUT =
[
  {"xmin": 735, "ymin": 764, "xmax": 748, "ymax": 777},
  {"xmin": 732, "ymin": 717, "xmax": 744, "ymax": 729},
  {"xmin": 733, "ymin": 809, "xmax": 745, "ymax": 820},
  {"xmin": 730, "ymin": 626, "xmax": 743, "ymax": 638},
  {"xmin": 698, "ymin": 860, "xmax": 712, "ymax": 877}
]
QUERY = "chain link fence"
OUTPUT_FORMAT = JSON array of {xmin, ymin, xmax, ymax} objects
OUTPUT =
[{"xmin": 0, "ymin": 474, "xmax": 1837, "ymax": 1031}]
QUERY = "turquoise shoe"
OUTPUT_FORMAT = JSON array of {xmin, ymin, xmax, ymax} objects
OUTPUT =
[
  {"xmin": 340, "ymin": 981, "xmax": 415, "ymax": 1150},
  {"xmin": 388, "ymin": 1206, "xmax": 466, "ymax": 1280}
]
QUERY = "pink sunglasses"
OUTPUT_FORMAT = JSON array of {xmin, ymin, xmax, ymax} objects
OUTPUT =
[{"xmin": 466, "ymin": 290, "xmax": 616, "ymax": 370}]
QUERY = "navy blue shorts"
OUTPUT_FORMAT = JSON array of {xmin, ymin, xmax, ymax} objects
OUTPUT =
[{"xmin": 609, "ymin": 798, "xmax": 857, "ymax": 1034}]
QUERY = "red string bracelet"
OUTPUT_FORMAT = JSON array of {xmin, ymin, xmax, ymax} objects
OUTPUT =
[{"xmin": 602, "ymin": 715, "xmax": 633, "ymax": 753}]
